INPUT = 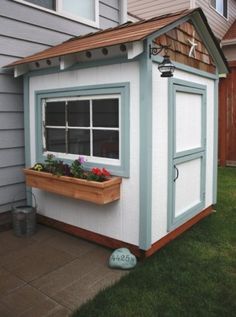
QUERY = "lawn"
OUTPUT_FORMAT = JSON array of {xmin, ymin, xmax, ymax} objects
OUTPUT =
[{"xmin": 72, "ymin": 167, "xmax": 236, "ymax": 317}]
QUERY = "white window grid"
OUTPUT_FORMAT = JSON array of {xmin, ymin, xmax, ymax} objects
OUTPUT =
[{"xmin": 42, "ymin": 94, "xmax": 121, "ymax": 165}]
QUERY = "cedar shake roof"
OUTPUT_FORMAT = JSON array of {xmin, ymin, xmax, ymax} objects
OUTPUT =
[
  {"xmin": 223, "ymin": 20, "xmax": 236, "ymax": 41},
  {"xmin": 6, "ymin": 9, "xmax": 194, "ymax": 67}
]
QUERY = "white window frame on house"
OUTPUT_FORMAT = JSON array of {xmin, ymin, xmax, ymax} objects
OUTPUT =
[
  {"xmin": 42, "ymin": 94, "xmax": 121, "ymax": 166},
  {"xmin": 14, "ymin": 0, "xmax": 99, "ymax": 28},
  {"xmin": 210, "ymin": 0, "xmax": 228, "ymax": 19}
]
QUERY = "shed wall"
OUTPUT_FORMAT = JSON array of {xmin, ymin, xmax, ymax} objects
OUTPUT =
[
  {"xmin": 152, "ymin": 66, "xmax": 215, "ymax": 243},
  {"xmin": 0, "ymin": 0, "xmax": 121, "ymax": 213},
  {"xmin": 28, "ymin": 62, "xmax": 140, "ymax": 245}
]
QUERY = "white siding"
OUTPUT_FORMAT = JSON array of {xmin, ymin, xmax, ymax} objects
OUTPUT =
[
  {"xmin": 29, "ymin": 62, "xmax": 140, "ymax": 245},
  {"xmin": 128, "ymin": 0, "xmax": 190, "ymax": 19},
  {"xmin": 152, "ymin": 65, "xmax": 215, "ymax": 243}
]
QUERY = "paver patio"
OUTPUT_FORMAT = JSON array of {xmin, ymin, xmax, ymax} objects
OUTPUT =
[{"xmin": 0, "ymin": 225, "xmax": 127, "ymax": 317}]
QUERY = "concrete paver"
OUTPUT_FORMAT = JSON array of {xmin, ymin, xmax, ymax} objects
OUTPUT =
[{"xmin": 0, "ymin": 225, "xmax": 128, "ymax": 316}]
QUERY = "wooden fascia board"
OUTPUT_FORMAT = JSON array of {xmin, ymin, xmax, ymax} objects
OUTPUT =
[{"xmin": 191, "ymin": 11, "xmax": 229, "ymax": 74}]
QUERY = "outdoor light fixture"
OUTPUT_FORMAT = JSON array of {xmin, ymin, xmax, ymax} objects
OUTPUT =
[
  {"xmin": 149, "ymin": 44, "xmax": 175, "ymax": 78},
  {"xmin": 158, "ymin": 54, "xmax": 175, "ymax": 77}
]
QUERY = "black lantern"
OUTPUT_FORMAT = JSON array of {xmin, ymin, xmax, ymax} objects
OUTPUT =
[
  {"xmin": 158, "ymin": 54, "xmax": 175, "ymax": 77},
  {"xmin": 149, "ymin": 44, "xmax": 175, "ymax": 78}
]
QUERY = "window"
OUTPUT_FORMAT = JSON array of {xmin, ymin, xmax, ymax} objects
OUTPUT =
[
  {"xmin": 43, "ymin": 96, "xmax": 120, "ymax": 160},
  {"xmin": 18, "ymin": 0, "xmax": 98, "ymax": 26},
  {"xmin": 36, "ymin": 84, "xmax": 130, "ymax": 177},
  {"xmin": 24, "ymin": 0, "xmax": 55, "ymax": 10},
  {"xmin": 210, "ymin": 0, "xmax": 228, "ymax": 18}
]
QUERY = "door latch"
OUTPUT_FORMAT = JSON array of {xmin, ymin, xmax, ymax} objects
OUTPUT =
[{"xmin": 174, "ymin": 165, "xmax": 179, "ymax": 182}]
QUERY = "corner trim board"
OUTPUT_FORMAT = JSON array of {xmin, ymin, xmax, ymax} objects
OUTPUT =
[{"xmin": 139, "ymin": 40, "xmax": 153, "ymax": 250}]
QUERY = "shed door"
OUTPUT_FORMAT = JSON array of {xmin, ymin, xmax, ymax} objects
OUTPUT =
[{"xmin": 168, "ymin": 80, "xmax": 206, "ymax": 231}]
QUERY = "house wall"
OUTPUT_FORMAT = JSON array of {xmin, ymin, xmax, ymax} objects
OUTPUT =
[
  {"xmin": 151, "ymin": 67, "xmax": 215, "ymax": 243},
  {"xmin": 128, "ymin": 0, "xmax": 190, "ymax": 20},
  {"xmin": 28, "ymin": 62, "xmax": 140, "ymax": 246},
  {"xmin": 222, "ymin": 45, "xmax": 236, "ymax": 61},
  {"xmin": 195, "ymin": 0, "xmax": 236, "ymax": 40},
  {"xmin": 0, "ymin": 0, "xmax": 123, "ymax": 213},
  {"xmin": 128, "ymin": 0, "xmax": 236, "ymax": 40}
]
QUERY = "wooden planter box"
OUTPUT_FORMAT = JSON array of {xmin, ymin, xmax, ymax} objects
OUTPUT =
[{"xmin": 24, "ymin": 169, "xmax": 122, "ymax": 205}]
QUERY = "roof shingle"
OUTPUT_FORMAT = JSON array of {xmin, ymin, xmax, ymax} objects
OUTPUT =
[{"xmin": 6, "ymin": 9, "xmax": 192, "ymax": 67}]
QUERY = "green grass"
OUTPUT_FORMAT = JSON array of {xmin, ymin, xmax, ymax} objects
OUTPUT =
[{"xmin": 72, "ymin": 167, "xmax": 236, "ymax": 317}]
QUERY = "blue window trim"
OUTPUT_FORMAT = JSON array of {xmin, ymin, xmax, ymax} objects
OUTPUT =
[
  {"xmin": 167, "ymin": 78, "xmax": 207, "ymax": 231},
  {"xmin": 35, "ymin": 83, "xmax": 130, "ymax": 177}
]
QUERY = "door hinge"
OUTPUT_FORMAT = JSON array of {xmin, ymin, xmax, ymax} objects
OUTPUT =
[{"xmin": 203, "ymin": 192, "xmax": 206, "ymax": 200}]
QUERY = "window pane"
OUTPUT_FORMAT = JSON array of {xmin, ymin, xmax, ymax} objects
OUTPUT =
[
  {"xmin": 46, "ymin": 128, "xmax": 66, "ymax": 152},
  {"xmin": 62, "ymin": 0, "xmax": 95, "ymax": 21},
  {"xmin": 216, "ymin": 0, "xmax": 224, "ymax": 14},
  {"xmin": 68, "ymin": 129, "xmax": 90, "ymax": 155},
  {"xmin": 25, "ymin": 0, "xmax": 55, "ymax": 10},
  {"xmin": 93, "ymin": 99, "xmax": 119, "ymax": 128},
  {"xmin": 93, "ymin": 130, "xmax": 119, "ymax": 159},
  {"xmin": 68, "ymin": 100, "xmax": 90, "ymax": 127},
  {"xmin": 45, "ymin": 102, "xmax": 65, "ymax": 126}
]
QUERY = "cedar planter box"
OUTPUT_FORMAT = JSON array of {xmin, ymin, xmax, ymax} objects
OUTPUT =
[{"xmin": 24, "ymin": 169, "xmax": 122, "ymax": 205}]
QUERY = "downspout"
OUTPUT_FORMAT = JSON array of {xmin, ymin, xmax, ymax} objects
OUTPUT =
[
  {"xmin": 190, "ymin": 0, "xmax": 196, "ymax": 9},
  {"xmin": 120, "ymin": 0, "xmax": 127, "ymax": 24}
]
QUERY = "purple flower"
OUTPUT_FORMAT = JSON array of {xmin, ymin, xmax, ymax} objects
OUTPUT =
[{"xmin": 78, "ymin": 156, "xmax": 85, "ymax": 164}]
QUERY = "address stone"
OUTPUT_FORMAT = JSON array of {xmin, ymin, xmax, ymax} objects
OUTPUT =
[{"xmin": 108, "ymin": 248, "xmax": 137, "ymax": 269}]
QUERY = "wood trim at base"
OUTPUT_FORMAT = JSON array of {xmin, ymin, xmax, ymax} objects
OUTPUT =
[
  {"xmin": 37, "ymin": 214, "xmax": 143, "ymax": 258},
  {"xmin": 144, "ymin": 205, "xmax": 213, "ymax": 258},
  {"xmin": 38, "ymin": 206, "xmax": 213, "ymax": 259}
]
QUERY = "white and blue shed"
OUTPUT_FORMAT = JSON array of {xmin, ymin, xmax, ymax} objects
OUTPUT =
[{"xmin": 6, "ymin": 8, "xmax": 228, "ymax": 257}]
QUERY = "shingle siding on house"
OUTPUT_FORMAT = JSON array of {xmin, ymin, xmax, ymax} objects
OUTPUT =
[
  {"xmin": 0, "ymin": 0, "xmax": 122, "ymax": 213},
  {"xmin": 128, "ymin": 0, "xmax": 190, "ymax": 19},
  {"xmin": 195, "ymin": 0, "xmax": 236, "ymax": 39}
]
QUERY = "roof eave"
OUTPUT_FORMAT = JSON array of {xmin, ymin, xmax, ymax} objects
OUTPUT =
[{"xmin": 190, "ymin": 8, "xmax": 229, "ymax": 74}]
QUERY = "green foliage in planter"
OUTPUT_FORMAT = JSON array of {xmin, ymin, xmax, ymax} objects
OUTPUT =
[{"xmin": 32, "ymin": 154, "xmax": 111, "ymax": 182}]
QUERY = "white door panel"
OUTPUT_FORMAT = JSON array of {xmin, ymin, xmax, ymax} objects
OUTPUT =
[
  {"xmin": 174, "ymin": 158, "xmax": 202, "ymax": 217},
  {"xmin": 175, "ymin": 92, "xmax": 202, "ymax": 154},
  {"xmin": 168, "ymin": 80, "xmax": 206, "ymax": 231}
]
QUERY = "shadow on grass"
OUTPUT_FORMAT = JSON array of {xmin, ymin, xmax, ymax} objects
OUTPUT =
[{"xmin": 71, "ymin": 167, "xmax": 236, "ymax": 317}]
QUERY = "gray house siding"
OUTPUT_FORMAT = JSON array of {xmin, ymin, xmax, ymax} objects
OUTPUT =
[{"xmin": 0, "ymin": 0, "xmax": 122, "ymax": 213}]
